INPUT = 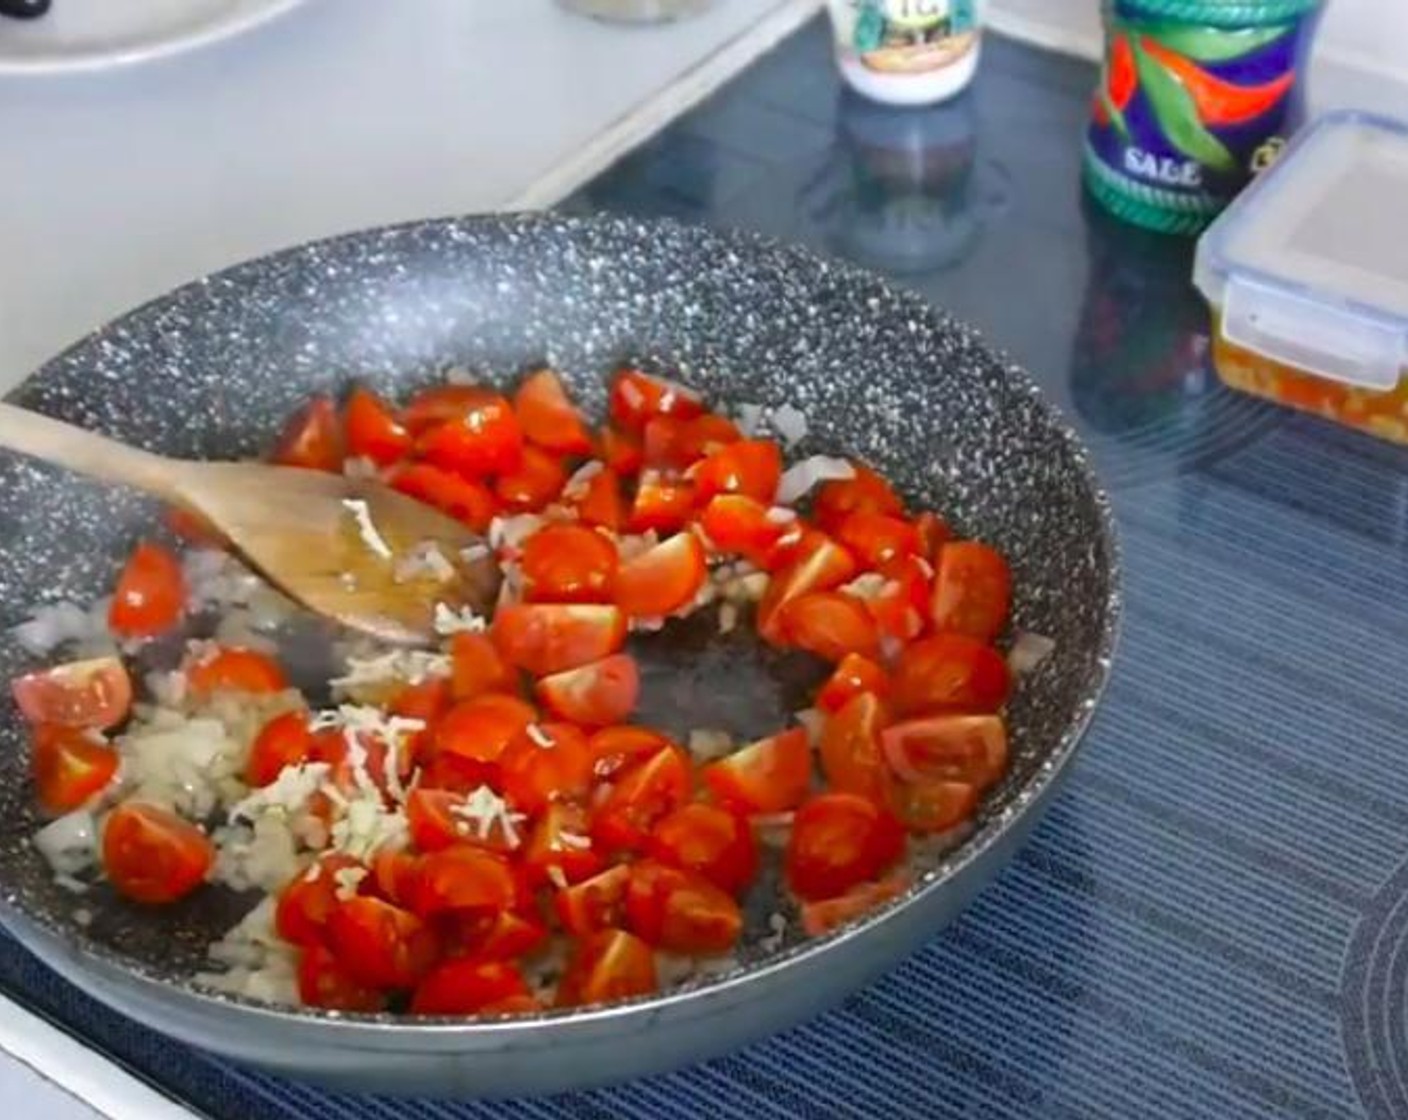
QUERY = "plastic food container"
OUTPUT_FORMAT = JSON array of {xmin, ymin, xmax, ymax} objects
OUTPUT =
[{"xmin": 1194, "ymin": 110, "xmax": 1408, "ymax": 442}]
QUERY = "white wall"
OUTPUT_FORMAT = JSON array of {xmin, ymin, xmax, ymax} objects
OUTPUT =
[{"xmin": 987, "ymin": 0, "xmax": 1408, "ymax": 113}]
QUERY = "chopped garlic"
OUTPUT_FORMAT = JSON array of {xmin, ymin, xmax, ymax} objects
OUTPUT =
[
  {"xmin": 330, "ymin": 651, "xmax": 451, "ymax": 690},
  {"xmin": 228, "ymin": 763, "xmax": 332, "ymax": 824},
  {"xmin": 556, "ymin": 831, "xmax": 592, "ymax": 851},
  {"xmin": 451, "ymin": 785, "xmax": 527, "ymax": 847},
  {"xmin": 718, "ymin": 602, "xmax": 739, "ymax": 634},
  {"xmin": 546, "ymin": 865, "xmax": 569, "ymax": 890},
  {"xmin": 765, "ymin": 506, "xmax": 799, "ymax": 524},
  {"xmin": 332, "ymin": 865, "xmax": 369, "ymax": 901},
  {"xmin": 688, "ymin": 729, "xmax": 734, "ymax": 761},
  {"xmin": 342, "ymin": 456, "xmax": 380, "ymax": 480},
  {"xmin": 562, "ymin": 460, "xmax": 604, "ymax": 501},
  {"xmin": 341, "ymin": 499, "xmax": 393, "ymax": 560},
  {"xmin": 393, "ymin": 541, "xmax": 455, "ymax": 584},
  {"xmin": 330, "ymin": 799, "xmax": 408, "ymax": 862},
  {"xmin": 526, "ymin": 723, "xmax": 555, "ymax": 748},
  {"xmin": 434, "ymin": 602, "xmax": 487, "ymax": 636},
  {"xmin": 840, "ymin": 573, "xmax": 889, "ymax": 601}
]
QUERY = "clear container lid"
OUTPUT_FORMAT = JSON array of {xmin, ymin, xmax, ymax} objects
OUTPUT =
[{"xmin": 1194, "ymin": 110, "xmax": 1408, "ymax": 391}]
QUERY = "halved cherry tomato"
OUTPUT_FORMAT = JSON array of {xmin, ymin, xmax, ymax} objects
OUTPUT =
[
  {"xmin": 608, "ymin": 369, "xmax": 705, "ymax": 432},
  {"xmin": 495, "ymin": 445, "xmax": 567, "ymax": 512},
  {"xmin": 756, "ymin": 534, "xmax": 857, "ymax": 642},
  {"xmin": 406, "ymin": 788, "xmax": 519, "ymax": 854},
  {"xmin": 598, "ymin": 427, "xmax": 644, "ymax": 477},
  {"xmin": 535, "ymin": 654, "xmax": 639, "ymax": 727},
  {"xmin": 690, "ymin": 439, "xmax": 782, "ymax": 505},
  {"xmin": 411, "ymin": 958, "xmax": 531, "ymax": 1015},
  {"xmin": 521, "ymin": 523, "xmax": 618, "ymax": 603},
  {"xmin": 784, "ymin": 793, "xmax": 904, "ymax": 902},
  {"xmin": 12, "ymin": 656, "xmax": 131, "ymax": 730},
  {"xmin": 572, "ymin": 466, "xmax": 626, "ymax": 532},
  {"xmin": 433, "ymin": 694, "xmax": 536, "ymax": 778},
  {"xmin": 407, "ymin": 847, "xmax": 519, "ymax": 917},
  {"xmin": 813, "ymin": 464, "xmax": 903, "ymax": 534},
  {"xmin": 625, "ymin": 860, "xmax": 742, "ymax": 955},
  {"xmin": 889, "ymin": 779, "xmax": 979, "ymax": 834},
  {"xmin": 835, "ymin": 512, "xmax": 919, "ymax": 569},
  {"xmin": 448, "ymin": 632, "xmax": 516, "ymax": 702},
  {"xmin": 522, "ymin": 802, "xmax": 602, "ymax": 888},
  {"xmin": 587, "ymin": 725, "xmax": 676, "ymax": 782},
  {"xmin": 592, "ymin": 745, "xmax": 691, "ymax": 851},
  {"xmin": 31, "ymin": 726, "xmax": 119, "ymax": 814},
  {"xmin": 914, "ymin": 512, "xmax": 952, "ymax": 558},
  {"xmin": 246, "ymin": 710, "xmax": 315, "ymax": 787},
  {"xmin": 819, "ymin": 692, "xmax": 893, "ymax": 805},
  {"xmin": 816, "ymin": 653, "xmax": 889, "ymax": 714},
  {"xmin": 555, "ymin": 929, "xmax": 658, "ymax": 1008},
  {"xmin": 614, "ymin": 532, "xmax": 707, "ymax": 618},
  {"xmin": 699, "ymin": 494, "xmax": 789, "ymax": 567},
  {"xmin": 298, "ymin": 944, "xmax": 385, "ymax": 1012},
  {"xmin": 452, "ymin": 908, "xmax": 548, "ymax": 962},
  {"xmin": 109, "ymin": 541, "xmax": 185, "ymax": 637},
  {"xmin": 930, "ymin": 541, "xmax": 1011, "ymax": 643},
  {"xmin": 185, "ymin": 646, "xmax": 287, "ymax": 695},
  {"xmin": 800, "ymin": 874, "xmax": 910, "ymax": 936},
  {"xmin": 776, "ymin": 591, "xmax": 880, "ymax": 662},
  {"xmin": 891, "ymin": 634, "xmax": 1010, "ymax": 717},
  {"xmin": 649, "ymin": 802, "xmax": 757, "ymax": 896},
  {"xmin": 702, "ymin": 727, "xmax": 811, "ymax": 815},
  {"xmin": 275, "ymin": 854, "xmax": 366, "ymax": 947},
  {"xmin": 271, "ymin": 395, "xmax": 343, "ymax": 473},
  {"xmin": 344, "ymin": 386, "xmax": 411, "ymax": 466},
  {"xmin": 328, "ymin": 896, "xmax": 440, "ymax": 988},
  {"xmin": 627, "ymin": 471, "xmax": 694, "ymax": 534},
  {"xmin": 390, "ymin": 463, "xmax": 497, "ymax": 531},
  {"xmin": 490, "ymin": 603, "xmax": 626, "ymax": 676},
  {"xmin": 880, "ymin": 715, "xmax": 1007, "ymax": 790},
  {"xmin": 499, "ymin": 721, "xmax": 594, "ymax": 814},
  {"xmin": 102, "ymin": 803, "xmax": 214, "ymax": 904},
  {"xmin": 554, "ymin": 863, "xmax": 631, "ymax": 936},
  {"xmin": 514, "ymin": 368, "xmax": 593, "ymax": 456}
]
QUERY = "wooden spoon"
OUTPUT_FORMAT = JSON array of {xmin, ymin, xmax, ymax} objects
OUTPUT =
[{"xmin": 0, "ymin": 403, "xmax": 500, "ymax": 645}]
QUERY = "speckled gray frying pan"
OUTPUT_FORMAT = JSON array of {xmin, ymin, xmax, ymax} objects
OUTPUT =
[{"xmin": 0, "ymin": 214, "xmax": 1119, "ymax": 1097}]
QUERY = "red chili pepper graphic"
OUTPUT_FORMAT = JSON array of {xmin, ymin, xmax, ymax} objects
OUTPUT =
[
  {"xmin": 1140, "ymin": 37, "xmax": 1293, "ymax": 127},
  {"xmin": 1107, "ymin": 34, "xmax": 1137, "ymax": 110}
]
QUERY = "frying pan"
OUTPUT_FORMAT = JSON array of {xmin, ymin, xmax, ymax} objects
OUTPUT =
[{"xmin": 0, "ymin": 214, "xmax": 1119, "ymax": 1096}]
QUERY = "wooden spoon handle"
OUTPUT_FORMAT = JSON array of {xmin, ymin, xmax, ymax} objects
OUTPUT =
[{"xmin": 0, "ymin": 402, "xmax": 182, "ymax": 502}]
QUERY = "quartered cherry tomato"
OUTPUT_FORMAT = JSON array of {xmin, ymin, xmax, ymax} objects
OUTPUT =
[
  {"xmin": 495, "ymin": 445, "xmax": 567, "ymax": 512},
  {"xmin": 328, "ymin": 896, "xmax": 440, "ymax": 988},
  {"xmin": 890, "ymin": 634, "xmax": 1010, "ymax": 717},
  {"xmin": 344, "ymin": 386, "xmax": 411, "ymax": 466},
  {"xmin": 598, "ymin": 427, "xmax": 644, "ymax": 477},
  {"xmin": 406, "ymin": 847, "xmax": 518, "ymax": 918},
  {"xmin": 499, "ymin": 721, "xmax": 594, "ymax": 814},
  {"xmin": 411, "ymin": 958, "xmax": 531, "ymax": 1015},
  {"xmin": 298, "ymin": 944, "xmax": 385, "ymax": 1012},
  {"xmin": 614, "ymin": 532, "xmax": 707, "ymax": 618},
  {"xmin": 554, "ymin": 863, "xmax": 631, "ymax": 936},
  {"xmin": 702, "ymin": 727, "xmax": 811, "ymax": 815},
  {"xmin": 592, "ymin": 745, "xmax": 691, "ymax": 852},
  {"xmin": 649, "ymin": 802, "xmax": 758, "ymax": 896},
  {"xmin": 775, "ymin": 591, "xmax": 880, "ymax": 662},
  {"xmin": 930, "ymin": 541, "xmax": 1011, "ymax": 643},
  {"xmin": 571, "ymin": 466, "xmax": 626, "ymax": 532},
  {"xmin": 521, "ymin": 523, "xmax": 618, "ymax": 604},
  {"xmin": 275, "ymin": 854, "xmax": 367, "ymax": 947},
  {"xmin": 608, "ymin": 369, "xmax": 704, "ymax": 432},
  {"xmin": 624, "ymin": 860, "xmax": 742, "ymax": 955},
  {"xmin": 31, "ymin": 725, "xmax": 119, "ymax": 814},
  {"xmin": 448, "ymin": 632, "xmax": 515, "ymax": 702},
  {"xmin": 699, "ymin": 494, "xmax": 789, "ymax": 567},
  {"xmin": 514, "ymin": 368, "xmax": 593, "ymax": 456},
  {"xmin": 800, "ymin": 875, "xmax": 909, "ymax": 936},
  {"xmin": 888, "ymin": 778, "xmax": 979, "ymax": 834},
  {"xmin": 816, "ymin": 653, "xmax": 889, "ymax": 715},
  {"xmin": 690, "ymin": 439, "xmax": 782, "ymax": 505},
  {"xmin": 522, "ymin": 801, "xmax": 602, "ymax": 888},
  {"xmin": 451, "ymin": 908, "xmax": 548, "ymax": 963},
  {"xmin": 784, "ymin": 793, "xmax": 904, "ymax": 902},
  {"xmin": 812, "ymin": 464, "xmax": 903, "ymax": 534},
  {"xmin": 756, "ymin": 534, "xmax": 857, "ymax": 642},
  {"xmin": 433, "ymin": 694, "xmax": 536, "ymax": 776},
  {"xmin": 490, "ymin": 603, "xmax": 626, "ymax": 677},
  {"xmin": 390, "ymin": 463, "xmax": 497, "ymax": 531},
  {"xmin": 271, "ymin": 395, "xmax": 343, "ymax": 472},
  {"xmin": 880, "ymin": 714, "xmax": 1007, "ymax": 790},
  {"xmin": 627, "ymin": 471, "xmax": 694, "ymax": 535},
  {"xmin": 818, "ymin": 692, "xmax": 893, "ymax": 806},
  {"xmin": 535, "ymin": 654, "xmax": 639, "ymax": 727},
  {"xmin": 109, "ymin": 541, "xmax": 185, "ymax": 637},
  {"xmin": 407, "ymin": 788, "xmax": 518, "ymax": 855},
  {"xmin": 102, "ymin": 803, "xmax": 215, "ymax": 904},
  {"xmin": 587, "ymin": 725, "xmax": 676, "ymax": 782},
  {"xmin": 12, "ymin": 656, "xmax": 131, "ymax": 730},
  {"xmin": 555, "ymin": 929, "xmax": 658, "ymax": 1008},
  {"xmin": 835, "ymin": 512, "xmax": 919, "ymax": 569}
]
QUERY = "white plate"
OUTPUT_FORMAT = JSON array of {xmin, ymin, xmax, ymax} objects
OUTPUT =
[{"xmin": 0, "ymin": 0, "xmax": 306, "ymax": 74}]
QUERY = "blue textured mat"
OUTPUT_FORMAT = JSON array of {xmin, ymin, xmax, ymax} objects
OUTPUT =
[{"xmin": 3, "ymin": 19, "xmax": 1401, "ymax": 1120}]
